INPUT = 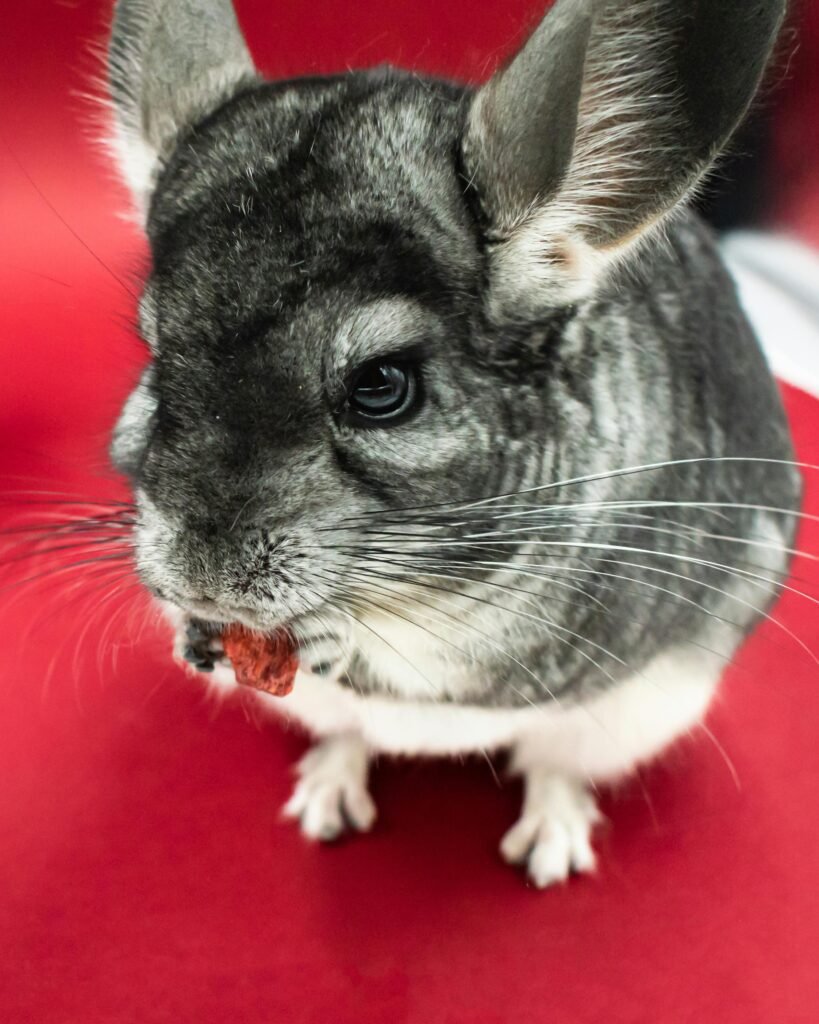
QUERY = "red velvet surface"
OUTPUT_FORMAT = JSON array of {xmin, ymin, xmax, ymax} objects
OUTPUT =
[
  {"xmin": 2, "ymin": 3, "xmax": 819, "ymax": 1021},
  {"xmin": 775, "ymin": 0, "xmax": 819, "ymax": 245}
]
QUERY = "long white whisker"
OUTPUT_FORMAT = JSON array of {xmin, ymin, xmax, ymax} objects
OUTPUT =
[
  {"xmin": 348, "ymin": 535, "xmax": 814, "ymax": 618},
  {"xmin": 346, "ymin": 566, "xmax": 626, "ymax": 690},
  {"xmin": 347, "ymin": 571, "xmax": 565, "ymax": 702},
  {"xmin": 340, "ymin": 457, "xmax": 808, "ymax": 521},
  {"xmin": 343, "ymin": 569, "xmax": 704, "ymax": 773},
  {"xmin": 407, "ymin": 549, "xmax": 818, "ymax": 667}
]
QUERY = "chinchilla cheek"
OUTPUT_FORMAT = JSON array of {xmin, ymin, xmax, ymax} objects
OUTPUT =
[{"xmin": 293, "ymin": 621, "xmax": 352, "ymax": 681}]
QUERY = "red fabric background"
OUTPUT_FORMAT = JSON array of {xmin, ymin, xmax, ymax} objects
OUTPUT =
[
  {"xmin": 775, "ymin": 0, "xmax": 819, "ymax": 245},
  {"xmin": 2, "ymin": 3, "xmax": 819, "ymax": 1022}
]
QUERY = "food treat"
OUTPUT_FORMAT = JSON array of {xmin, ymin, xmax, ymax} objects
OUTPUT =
[{"xmin": 221, "ymin": 624, "xmax": 299, "ymax": 697}]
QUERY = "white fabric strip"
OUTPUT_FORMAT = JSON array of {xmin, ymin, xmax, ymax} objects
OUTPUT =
[{"xmin": 722, "ymin": 231, "xmax": 819, "ymax": 399}]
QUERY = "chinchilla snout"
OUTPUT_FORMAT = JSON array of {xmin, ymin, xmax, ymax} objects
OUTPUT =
[{"xmin": 133, "ymin": 490, "xmax": 344, "ymax": 630}]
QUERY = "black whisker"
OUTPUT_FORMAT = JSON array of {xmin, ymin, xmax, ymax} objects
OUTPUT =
[{"xmin": 2, "ymin": 139, "xmax": 138, "ymax": 300}]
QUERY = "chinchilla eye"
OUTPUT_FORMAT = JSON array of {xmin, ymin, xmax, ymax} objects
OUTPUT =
[{"xmin": 346, "ymin": 360, "xmax": 419, "ymax": 425}]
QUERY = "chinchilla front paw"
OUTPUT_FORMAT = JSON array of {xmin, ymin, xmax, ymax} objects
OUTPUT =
[
  {"xmin": 175, "ymin": 616, "xmax": 227, "ymax": 673},
  {"xmin": 172, "ymin": 611, "xmax": 351, "ymax": 681},
  {"xmin": 283, "ymin": 734, "xmax": 376, "ymax": 841},
  {"xmin": 500, "ymin": 774, "xmax": 602, "ymax": 889}
]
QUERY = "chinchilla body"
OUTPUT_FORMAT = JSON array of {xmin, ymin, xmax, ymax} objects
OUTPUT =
[{"xmin": 104, "ymin": 0, "xmax": 801, "ymax": 880}]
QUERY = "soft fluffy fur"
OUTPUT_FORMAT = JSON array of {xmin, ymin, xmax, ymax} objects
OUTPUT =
[{"xmin": 105, "ymin": 0, "xmax": 799, "ymax": 886}]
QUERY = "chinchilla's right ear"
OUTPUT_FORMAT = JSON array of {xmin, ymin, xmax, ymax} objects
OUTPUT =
[
  {"xmin": 463, "ymin": 0, "xmax": 788, "ymax": 320},
  {"xmin": 108, "ymin": 0, "xmax": 258, "ymax": 218}
]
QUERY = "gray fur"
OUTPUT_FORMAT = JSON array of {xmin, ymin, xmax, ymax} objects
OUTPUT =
[
  {"xmin": 107, "ymin": 0, "xmax": 800, "ymax": 710},
  {"xmin": 109, "ymin": 0, "xmax": 257, "ymax": 200},
  {"xmin": 465, "ymin": 0, "xmax": 594, "ymax": 224},
  {"xmin": 465, "ymin": 0, "xmax": 788, "ymax": 317}
]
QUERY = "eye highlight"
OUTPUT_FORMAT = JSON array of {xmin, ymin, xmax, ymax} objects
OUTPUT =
[{"xmin": 344, "ymin": 359, "xmax": 420, "ymax": 426}]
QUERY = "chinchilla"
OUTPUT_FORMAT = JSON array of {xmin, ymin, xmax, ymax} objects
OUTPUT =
[{"xmin": 104, "ymin": 0, "xmax": 801, "ymax": 886}]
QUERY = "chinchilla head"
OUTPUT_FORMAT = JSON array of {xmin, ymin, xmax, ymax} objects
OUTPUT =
[{"xmin": 106, "ymin": 0, "xmax": 786, "ymax": 641}]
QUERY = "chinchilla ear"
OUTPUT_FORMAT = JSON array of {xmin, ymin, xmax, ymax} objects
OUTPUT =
[
  {"xmin": 463, "ymin": 0, "xmax": 787, "ymax": 318},
  {"xmin": 107, "ymin": 0, "xmax": 258, "ymax": 216}
]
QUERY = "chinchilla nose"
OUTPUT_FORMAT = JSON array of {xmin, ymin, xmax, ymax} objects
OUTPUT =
[
  {"xmin": 164, "ymin": 586, "xmax": 216, "ymax": 607},
  {"xmin": 177, "ymin": 535, "xmax": 280, "ymax": 603},
  {"xmin": 170, "ymin": 589, "xmax": 260, "ymax": 624}
]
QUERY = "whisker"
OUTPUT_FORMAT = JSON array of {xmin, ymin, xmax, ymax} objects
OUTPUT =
[
  {"xmin": 399, "ymin": 548, "xmax": 819, "ymax": 668},
  {"xmin": 342, "ymin": 530, "xmax": 816, "ymax": 617},
  {"xmin": 313, "ymin": 589, "xmax": 502, "ymax": 778},
  {"xmin": 453, "ymin": 498, "xmax": 817, "ymax": 527},
  {"xmin": 331, "ymin": 533, "xmax": 803, "ymax": 610},
  {"xmin": 359, "ymin": 553, "xmax": 793, "ymax": 675},
  {"xmin": 332, "ymin": 570, "xmax": 565, "ymax": 707},
  {"xmin": 2, "ymin": 139, "xmax": 138, "ymax": 300},
  {"xmin": 0, "ymin": 489, "xmax": 136, "ymax": 509},
  {"xmin": 344, "ymin": 565, "xmax": 624, "ymax": 696},
  {"xmin": 0, "ymin": 537, "xmax": 134, "ymax": 569},
  {"xmin": 697, "ymin": 720, "xmax": 742, "ymax": 792},
  {"xmin": 308, "ymin": 577, "xmax": 444, "ymax": 700},
  {"xmin": 346, "ymin": 525, "xmax": 807, "ymax": 659},
  {"xmin": 0, "ymin": 553, "xmax": 134, "ymax": 600},
  {"xmin": 340, "ymin": 546, "xmax": 803, "ymax": 665},
  {"xmin": 329, "ymin": 457, "xmax": 811, "ymax": 522},
  {"xmin": 335, "ymin": 568, "xmax": 680, "ymax": 772}
]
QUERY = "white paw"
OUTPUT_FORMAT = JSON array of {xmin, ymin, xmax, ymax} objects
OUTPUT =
[
  {"xmin": 500, "ymin": 776, "xmax": 601, "ymax": 889},
  {"xmin": 283, "ymin": 734, "xmax": 376, "ymax": 842}
]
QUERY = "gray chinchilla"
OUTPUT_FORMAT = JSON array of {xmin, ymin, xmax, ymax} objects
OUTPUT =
[{"xmin": 105, "ymin": 0, "xmax": 800, "ymax": 886}]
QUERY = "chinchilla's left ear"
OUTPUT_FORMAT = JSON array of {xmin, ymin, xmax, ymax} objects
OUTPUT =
[
  {"xmin": 108, "ymin": 0, "xmax": 258, "ymax": 217},
  {"xmin": 463, "ymin": 0, "xmax": 788, "ymax": 319}
]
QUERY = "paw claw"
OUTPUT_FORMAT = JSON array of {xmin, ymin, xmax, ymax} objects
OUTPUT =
[
  {"xmin": 501, "ymin": 777, "xmax": 600, "ymax": 889},
  {"xmin": 342, "ymin": 785, "xmax": 377, "ymax": 832},
  {"xmin": 283, "ymin": 735, "xmax": 374, "ymax": 843},
  {"xmin": 302, "ymin": 791, "xmax": 345, "ymax": 841},
  {"xmin": 499, "ymin": 817, "xmax": 539, "ymax": 866}
]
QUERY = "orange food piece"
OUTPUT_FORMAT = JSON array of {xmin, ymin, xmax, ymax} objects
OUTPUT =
[{"xmin": 221, "ymin": 624, "xmax": 299, "ymax": 697}]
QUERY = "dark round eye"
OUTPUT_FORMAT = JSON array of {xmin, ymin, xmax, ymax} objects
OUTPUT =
[{"xmin": 346, "ymin": 360, "xmax": 419, "ymax": 425}]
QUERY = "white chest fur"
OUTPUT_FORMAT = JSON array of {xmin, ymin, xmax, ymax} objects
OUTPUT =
[
  {"xmin": 210, "ymin": 642, "xmax": 722, "ymax": 783},
  {"xmin": 349, "ymin": 608, "xmax": 482, "ymax": 702}
]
